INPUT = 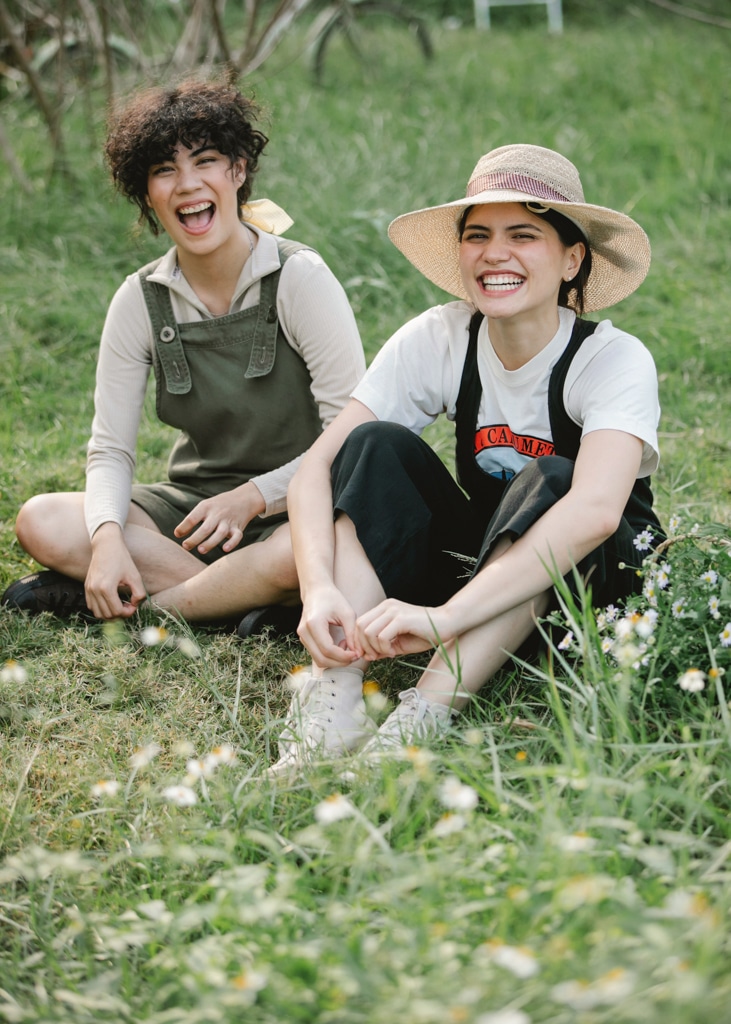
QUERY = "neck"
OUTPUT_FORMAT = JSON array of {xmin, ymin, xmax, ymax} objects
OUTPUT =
[
  {"xmin": 486, "ymin": 307, "xmax": 562, "ymax": 370},
  {"xmin": 177, "ymin": 224, "xmax": 255, "ymax": 315}
]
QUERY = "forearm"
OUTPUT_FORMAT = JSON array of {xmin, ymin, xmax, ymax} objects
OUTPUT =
[
  {"xmin": 441, "ymin": 489, "xmax": 620, "ymax": 638},
  {"xmin": 288, "ymin": 454, "xmax": 338, "ymax": 599}
]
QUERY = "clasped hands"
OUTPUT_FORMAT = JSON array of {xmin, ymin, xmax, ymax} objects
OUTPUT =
[{"xmin": 297, "ymin": 586, "xmax": 457, "ymax": 669}]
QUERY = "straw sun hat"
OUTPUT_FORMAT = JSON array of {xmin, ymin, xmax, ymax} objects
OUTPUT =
[{"xmin": 387, "ymin": 144, "xmax": 651, "ymax": 313}]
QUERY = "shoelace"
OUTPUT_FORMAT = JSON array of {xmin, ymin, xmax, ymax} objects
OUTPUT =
[
  {"xmin": 376, "ymin": 689, "xmax": 448, "ymax": 747},
  {"xmin": 280, "ymin": 677, "xmax": 339, "ymax": 752}
]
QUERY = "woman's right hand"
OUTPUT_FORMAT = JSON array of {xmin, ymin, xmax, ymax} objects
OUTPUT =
[
  {"xmin": 85, "ymin": 523, "xmax": 147, "ymax": 620},
  {"xmin": 297, "ymin": 584, "xmax": 362, "ymax": 669}
]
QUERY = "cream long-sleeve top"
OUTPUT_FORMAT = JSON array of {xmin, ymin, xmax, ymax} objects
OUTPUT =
[{"xmin": 84, "ymin": 225, "xmax": 365, "ymax": 540}]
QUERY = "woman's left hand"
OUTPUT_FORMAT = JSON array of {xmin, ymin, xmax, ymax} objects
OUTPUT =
[
  {"xmin": 355, "ymin": 599, "xmax": 456, "ymax": 661},
  {"xmin": 174, "ymin": 482, "xmax": 266, "ymax": 555}
]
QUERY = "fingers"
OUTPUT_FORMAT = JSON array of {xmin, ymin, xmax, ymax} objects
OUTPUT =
[
  {"xmin": 296, "ymin": 597, "xmax": 362, "ymax": 669},
  {"xmin": 356, "ymin": 600, "xmax": 438, "ymax": 660},
  {"xmin": 180, "ymin": 520, "xmax": 244, "ymax": 555}
]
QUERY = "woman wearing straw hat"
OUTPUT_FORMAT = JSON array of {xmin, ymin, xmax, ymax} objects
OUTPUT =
[
  {"xmin": 2, "ymin": 79, "xmax": 364, "ymax": 631},
  {"xmin": 275, "ymin": 143, "xmax": 664, "ymax": 770}
]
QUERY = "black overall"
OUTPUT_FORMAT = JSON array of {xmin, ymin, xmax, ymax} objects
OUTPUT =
[
  {"xmin": 130, "ymin": 239, "xmax": 323, "ymax": 563},
  {"xmin": 331, "ymin": 311, "xmax": 664, "ymax": 608}
]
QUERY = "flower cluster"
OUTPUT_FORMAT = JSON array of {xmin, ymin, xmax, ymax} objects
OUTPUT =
[{"xmin": 553, "ymin": 518, "xmax": 730, "ymax": 698}]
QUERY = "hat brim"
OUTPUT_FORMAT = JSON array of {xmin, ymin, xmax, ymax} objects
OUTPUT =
[{"xmin": 387, "ymin": 189, "xmax": 651, "ymax": 313}]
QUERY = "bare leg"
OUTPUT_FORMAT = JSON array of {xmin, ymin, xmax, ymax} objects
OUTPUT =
[
  {"xmin": 152, "ymin": 524, "xmax": 300, "ymax": 620},
  {"xmin": 326, "ymin": 513, "xmax": 386, "ymax": 669},
  {"xmin": 416, "ymin": 590, "xmax": 550, "ymax": 711},
  {"xmin": 15, "ymin": 493, "xmax": 300, "ymax": 621},
  {"xmin": 416, "ymin": 534, "xmax": 550, "ymax": 710}
]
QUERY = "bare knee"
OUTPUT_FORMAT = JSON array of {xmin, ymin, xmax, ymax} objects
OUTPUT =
[
  {"xmin": 15, "ymin": 493, "xmax": 87, "ymax": 567},
  {"xmin": 259, "ymin": 529, "xmax": 299, "ymax": 593}
]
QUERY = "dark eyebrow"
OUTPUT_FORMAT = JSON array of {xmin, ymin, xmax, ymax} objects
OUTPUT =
[
  {"xmin": 464, "ymin": 221, "xmax": 545, "ymax": 233},
  {"xmin": 190, "ymin": 143, "xmax": 216, "ymax": 157}
]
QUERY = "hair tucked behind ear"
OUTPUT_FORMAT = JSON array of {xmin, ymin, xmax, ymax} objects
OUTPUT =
[{"xmin": 105, "ymin": 78, "xmax": 269, "ymax": 235}]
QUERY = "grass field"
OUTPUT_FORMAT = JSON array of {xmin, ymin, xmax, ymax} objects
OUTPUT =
[{"xmin": 0, "ymin": 6, "xmax": 730, "ymax": 1022}]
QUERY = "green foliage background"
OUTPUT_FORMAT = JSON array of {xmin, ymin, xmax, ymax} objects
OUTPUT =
[{"xmin": 0, "ymin": 6, "xmax": 730, "ymax": 1022}]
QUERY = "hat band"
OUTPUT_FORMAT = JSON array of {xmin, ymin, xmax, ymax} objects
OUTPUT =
[{"xmin": 466, "ymin": 171, "xmax": 572, "ymax": 203}]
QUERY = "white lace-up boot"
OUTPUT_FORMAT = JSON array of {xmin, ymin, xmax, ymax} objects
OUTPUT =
[
  {"xmin": 267, "ymin": 668, "xmax": 373, "ymax": 776},
  {"xmin": 358, "ymin": 687, "xmax": 455, "ymax": 759}
]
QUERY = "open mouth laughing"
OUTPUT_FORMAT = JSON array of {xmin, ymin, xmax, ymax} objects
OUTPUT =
[{"xmin": 177, "ymin": 201, "xmax": 215, "ymax": 230}]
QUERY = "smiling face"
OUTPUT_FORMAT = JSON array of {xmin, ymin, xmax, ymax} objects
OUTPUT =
[
  {"xmin": 145, "ymin": 142, "xmax": 246, "ymax": 257},
  {"xmin": 458, "ymin": 203, "xmax": 585, "ymax": 331}
]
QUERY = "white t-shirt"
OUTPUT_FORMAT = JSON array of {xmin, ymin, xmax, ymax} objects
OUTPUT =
[{"xmin": 353, "ymin": 302, "xmax": 660, "ymax": 481}]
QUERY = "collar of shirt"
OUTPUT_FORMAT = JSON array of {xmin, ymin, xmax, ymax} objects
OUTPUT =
[{"xmin": 145, "ymin": 224, "xmax": 283, "ymax": 318}]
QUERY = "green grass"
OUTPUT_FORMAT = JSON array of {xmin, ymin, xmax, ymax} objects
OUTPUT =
[{"xmin": 1, "ymin": 8, "xmax": 730, "ymax": 1022}]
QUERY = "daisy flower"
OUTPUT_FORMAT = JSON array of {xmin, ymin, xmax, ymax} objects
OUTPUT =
[
  {"xmin": 161, "ymin": 784, "xmax": 197, "ymax": 807},
  {"xmin": 314, "ymin": 793, "xmax": 355, "ymax": 825},
  {"xmin": 678, "ymin": 668, "xmax": 706, "ymax": 693},
  {"xmin": 130, "ymin": 742, "xmax": 162, "ymax": 768},
  {"xmin": 558, "ymin": 631, "xmax": 574, "ymax": 651},
  {"xmin": 667, "ymin": 514, "xmax": 682, "ymax": 534},
  {"xmin": 432, "ymin": 812, "xmax": 468, "ymax": 837},
  {"xmin": 700, "ymin": 569, "xmax": 718, "ymax": 586},
  {"xmin": 0, "ymin": 660, "xmax": 27, "ymax": 684},
  {"xmin": 90, "ymin": 779, "xmax": 120, "ymax": 798},
  {"xmin": 139, "ymin": 626, "xmax": 168, "ymax": 647},
  {"xmin": 438, "ymin": 775, "xmax": 479, "ymax": 812},
  {"xmin": 633, "ymin": 529, "xmax": 654, "ymax": 552},
  {"xmin": 709, "ymin": 595, "xmax": 721, "ymax": 620},
  {"xmin": 671, "ymin": 598, "xmax": 688, "ymax": 619},
  {"xmin": 719, "ymin": 623, "xmax": 731, "ymax": 648}
]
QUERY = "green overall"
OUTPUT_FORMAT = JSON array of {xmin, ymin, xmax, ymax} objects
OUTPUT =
[{"xmin": 130, "ymin": 239, "xmax": 323, "ymax": 563}]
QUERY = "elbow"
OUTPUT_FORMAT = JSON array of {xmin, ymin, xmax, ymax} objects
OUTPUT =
[{"xmin": 592, "ymin": 502, "xmax": 624, "ymax": 546}]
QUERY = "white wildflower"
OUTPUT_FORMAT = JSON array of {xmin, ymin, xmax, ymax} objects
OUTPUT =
[
  {"xmin": 208, "ymin": 743, "xmax": 236, "ymax": 766},
  {"xmin": 486, "ymin": 942, "xmax": 540, "ymax": 979},
  {"xmin": 476, "ymin": 1010, "xmax": 531, "ymax": 1024},
  {"xmin": 700, "ymin": 569, "xmax": 718, "ymax": 586},
  {"xmin": 678, "ymin": 668, "xmax": 706, "ymax": 693},
  {"xmin": 633, "ymin": 529, "xmax": 654, "ymax": 552},
  {"xmin": 709, "ymin": 595, "xmax": 721, "ymax": 620},
  {"xmin": 314, "ymin": 793, "xmax": 355, "ymax": 825},
  {"xmin": 432, "ymin": 813, "xmax": 468, "ymax": 837},
  {"xmin": 557, "ymin": 832, "xmax": 596, "ymax": 853},
  {"xmin": 668, "ymin": 514, "xmax": 681, "ymax": 534},
  {"xmin": 672, "ymin": 598, "xmax": 688, "ymax": 619},
  {"xmin": 438, "ymin": 775, "xmax": 479, "ymax": 812},
  {"xmin": 161, "ymin": 784, "xmax": 197, "ymax": 807},
  {"xmin": 90, "ymin": 779, "xmax": 120, "ymax": 798},
  {"xmin": 130, "ymin": 742, "xmax": 161, "ymax": 768},
  {"xmin": 176, "ymin": 636, "xmax": 201, "ymax": 658},
  {"xmin": 0, "ymin": 660, "xmax": 27, "ymax": 684},
  {"xmin": 139, "ymin": 625, "xmax": 168, "ymax": 647},
  {"xmin": 719, "ymin": 623, "xmax": 731, "ymax": 648},
  {"xmin": 558, "ymin": 631, "xmax": 573, "ymax": 651}
]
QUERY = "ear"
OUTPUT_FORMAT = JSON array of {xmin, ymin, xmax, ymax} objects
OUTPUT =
[
  {"xmin": 564, "ymin": 241, "xmax": 585, "ymax": 282},
  {"xmin": 233, "ymin": 159, "xmax": 248, "ymax": 184}
]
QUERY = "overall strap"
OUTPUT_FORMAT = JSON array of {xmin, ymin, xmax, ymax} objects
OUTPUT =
[
  {"xmin": 140, "ymin": 272, "xmax": 193, "ymax": 395},
  {"xmin": 243, "ymin": 237, "xmax": 315, "ymax": 379},
  {"xmin": 454, "ymin": 310, "xmax": 485, "ymax": 495},
  {"xmin": 547, "ymin": 316, "xmax": 598, "ymax": 459}
]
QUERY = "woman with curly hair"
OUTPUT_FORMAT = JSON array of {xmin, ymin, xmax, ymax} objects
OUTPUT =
[{"xmin": 3, "ymin": 79, "xmax": 365, "ymax": 630}]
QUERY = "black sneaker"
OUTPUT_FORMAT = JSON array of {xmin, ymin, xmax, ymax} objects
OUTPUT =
[
  {"xmin": 1, "ymin": 570, "xmax": 94, "ymax": 620},
  {"xmin": 236, "ymin": 604, "xmax": 302, "ymax": 640}
]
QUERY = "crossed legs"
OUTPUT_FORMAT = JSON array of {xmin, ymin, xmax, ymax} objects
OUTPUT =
[{"xmin": 14, "ymin": 492, "xmax": 299, "ymax": 622}]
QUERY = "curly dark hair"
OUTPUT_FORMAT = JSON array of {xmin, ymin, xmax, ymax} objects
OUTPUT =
[
  {"xmin": 105, "ymin": 79, "xmax": 269, "ymax": 235},
  {"xmin": 458, "ymin": 203, "xmax": 593, "ymax": 315}
]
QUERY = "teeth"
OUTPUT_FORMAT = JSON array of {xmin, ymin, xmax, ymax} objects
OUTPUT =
[
  {"xmin": 178, "ymin": 202, "xmax": 212, "ymax": 215},
  {"xmin": 481, "ymin": 275, "xmax": 523, "ymax": 288}
]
